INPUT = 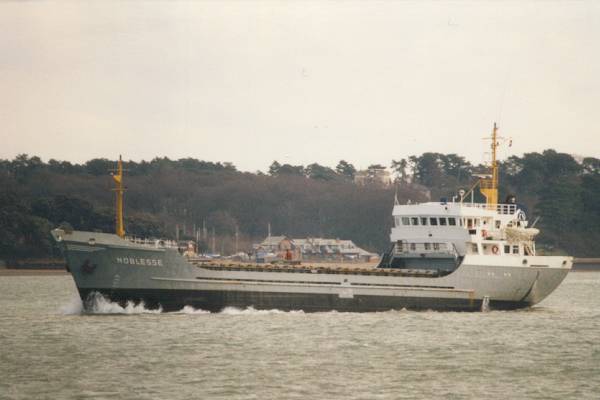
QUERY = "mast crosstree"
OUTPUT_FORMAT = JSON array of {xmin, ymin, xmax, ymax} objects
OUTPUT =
[{"xmin": 480, "ymin": 122, "xmax": 501, "ymax": 206}]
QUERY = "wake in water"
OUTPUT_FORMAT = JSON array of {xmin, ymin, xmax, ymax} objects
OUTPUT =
[
  {"xmin": 174, "ymin": 305, "xmax": 210, "ymax": 315},
  {"xmin": 61, "ymin": 295, "xmax": 526, "ymax": 316},
  {"xmin": 219, "ymin": 306, "xmax": 304, "ymax": 315},
  {"xmin": 59, "ymin": 293, "xmax": 303, "ymax": 315},
  {"xmin": 60, "ymin": 292, "xmax": 162, "ymax": 315},
  {"xmin": 60, "ymin": 295, "xmax": 84, "ymax": 315},
  {"xmin": 86, "ymin": 293, "xmax": 163, "ymax": 314}
]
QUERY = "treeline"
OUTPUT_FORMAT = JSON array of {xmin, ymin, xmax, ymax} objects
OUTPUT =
[{"xmin": 1, "ymin": 150, "xmax": 599, "ymax": 261}]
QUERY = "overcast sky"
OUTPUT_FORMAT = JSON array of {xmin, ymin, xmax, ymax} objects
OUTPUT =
[{"xmin": 1, "ymin": 1, "xmax": 599, "ymax": 172}]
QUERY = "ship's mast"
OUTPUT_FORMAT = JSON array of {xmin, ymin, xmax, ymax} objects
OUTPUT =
[
  {"xmin": 480, "ymin": 123, "xmax": 500, "ymax": 206},
  {"xmin": 112, "ymin": 155, "xmax": 125, "ymax": 238}
]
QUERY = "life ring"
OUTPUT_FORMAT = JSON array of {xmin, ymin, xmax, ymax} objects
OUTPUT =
[{"xmin": 492, "ymin": 245, "xmax": 499, "ymax": 255}]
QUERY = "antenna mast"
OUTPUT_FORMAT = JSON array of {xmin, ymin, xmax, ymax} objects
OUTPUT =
[
  {"xmin": 479, "ymin": 123, "xmax": 500, "ymax": 206},
  {"xmin": 112, "ymin": 155, "xmax": 126, "ymax": 238}
]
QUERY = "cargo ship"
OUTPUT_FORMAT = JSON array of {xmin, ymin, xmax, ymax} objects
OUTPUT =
[{"xmin": 53, "ymin": 124, "xmax": 572, "ymax": 312}]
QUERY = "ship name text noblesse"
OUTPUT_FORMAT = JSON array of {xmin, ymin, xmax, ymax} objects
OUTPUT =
[{"xmin": 115, "ymin": 257, "xmax": 163, "ymax": 266}]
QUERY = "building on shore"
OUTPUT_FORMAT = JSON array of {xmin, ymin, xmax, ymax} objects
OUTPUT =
[
  {"xmin": 253, "ymin": 236, "xmax": 378, "ymax": 263},
  {"xmin": 354, "ymin": 167, "xmax": 392, "ymax": 187}
]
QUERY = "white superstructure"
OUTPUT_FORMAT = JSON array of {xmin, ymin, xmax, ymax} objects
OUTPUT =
[
  {"xmin": 380, "ymin": 123, "xmax": 559, "ymax": 276},
  {"xmin": 391, "ymin": 200, "xmax": 536, "ymax": 258}
]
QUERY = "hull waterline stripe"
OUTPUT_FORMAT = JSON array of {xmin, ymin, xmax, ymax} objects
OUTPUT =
[
  {"xmin": 150, "ymin": 277, "xmax": 468, "ymax": 293},
  {"xmin": 192, "ymin": 276, "xmax": 454, "ymax": 289}
]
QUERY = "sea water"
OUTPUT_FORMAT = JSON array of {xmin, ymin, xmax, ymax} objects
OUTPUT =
[{"xmin": 0, "ymin": 272, "xmax": 599, "ymax": 399}]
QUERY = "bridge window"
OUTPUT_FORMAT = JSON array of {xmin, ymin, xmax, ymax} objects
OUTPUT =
[
  {"xmin": 433, "ymin": 243, "xmax": 440, "ymax": 251},
  {"xmin": 504, "ymin": 245, "xmax": 510, "ymax": 254},
  {"xmin": 467, "ymin": 218, "xmax": 473, "ymax": 228},
  {"xmin": 448, "ymin": 217, "xmax": 457, "ymax": 226},
  {"xmin": 411, "ymin": 217, "xmax": 419, "ymax": 225},
  {"xmin": 439, "ymin": 217, "xmax": 447, "ymax": 226},
  {"xmin": 424, "ymin": 243, "xmax": 431, "ymax": 250},
  {"xmin": 495, "ymin": 220, "xmax": 501, "ymax": 229},
  {"xmin": 410, "ymin": 243, "xmax": 416, "ymax": 251},
  {"xmin": 430, "ymin": 217, "xmax": 438, "ymax": 226},
  {"xmin": 512, "ymin": 245, "xmax": 519, "ymax": 254},
  {"xmin": 402, "ymin": 217, "xmax": 410, "ymax": 225},
  {"xmin": 420, "ymin": 217, "xmax": 428, "ymax": 226}
]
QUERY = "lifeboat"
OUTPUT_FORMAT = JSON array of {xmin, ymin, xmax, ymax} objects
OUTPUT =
[{"xmin": 505, "ymin": 227, "xmax": 540, "ymax": 242}]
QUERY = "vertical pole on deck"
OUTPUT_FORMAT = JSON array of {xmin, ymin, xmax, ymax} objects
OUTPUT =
[{"xmin": 112, "ymin": 155, "xmax": 126, "ymax": 238}]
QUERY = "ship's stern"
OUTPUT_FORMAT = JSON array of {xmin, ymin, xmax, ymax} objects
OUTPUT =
[{"xmin": 521, "ymin": 256, "xmax": 572, "ymax": 306}]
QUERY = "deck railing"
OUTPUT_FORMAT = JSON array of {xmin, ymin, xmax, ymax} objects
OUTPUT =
[
  {"xmin": 126, "ymin": 236, "xmax": 180, "ymax": 249},
  {"xmin": 459, "ymin": 202, "xmax": 516, "ymax": 215}
]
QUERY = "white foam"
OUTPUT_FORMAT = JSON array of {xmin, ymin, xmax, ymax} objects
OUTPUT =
[
  {"xmin": 61, "ymin": 293, "xmax": 306, "ymax": 316},
  {"xmin": 176, "ymin": 305, "xmax": 210, "ymax": 315},
  {"xmin": 83, "ymin": 292, "xmax": 162, "ymax": 314},
  {"xmin": 60, "ymin": 295, "xmax": 84, "ymax": 315},
  {"xmin": 219, "ymin": 306, "xmax": 304, "ymax": 315}
]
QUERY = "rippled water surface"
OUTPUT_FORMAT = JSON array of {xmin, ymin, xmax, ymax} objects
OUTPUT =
[{"xmin": 1, "ymin": 272, "xmax": 599, "ymax": 399}]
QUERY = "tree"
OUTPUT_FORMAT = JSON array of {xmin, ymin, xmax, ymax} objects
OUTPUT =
[
  {"xmin": 48, "ymin": 159, "xmax": 79, "ymax": 174},
  {"xmin": 10, "ymin": 154, "xmax": 44, "ymax": 180},
  {"xmin": 581, "ymin": 174, "xmax": 600, "ymax": 227},
  {"xmin": 367, "ymin": 164, "xmax": 386, "ymax": 170},
  {"xmin": 335, "ymin": 160, "xmax": 356, "ymax": 179},
  {"xmin": 541, "ymin": 150, "xmax": 581, "ymax": 181},
  {"xmin": 268, "ymin": 161, "xmax": 281, "ymax": 176},
  {"xmin": 408, "ymin": 153, "xmax": 444, "ymax": 187},
  {"xmin": 2, "ymin": 150, "xmax": 600, "ymax": 258},
  {"xmin": 391, "ymin": 159, "xmax": 408, "ymax": 182},
  {"xmin": 538, "ymin": 180, "xmax": 582, "ymax": 222},
  {"xmin": 582, "ymin": 157, "xmax": 600, "ymax": 175},
  {"xmin": 0, "ymin": 190, "xmax": 53, "ymax": 259},
  {"xmin": 305, "ymin": 163, "xmax": 337, "ymax": 181},
  {"xmin": 276, "ymin": 163, "xmax": 305, "ymax": 176},
  {"xmin": 85, "ymin": 158, "xmax": 113, "ymax": 176},
  {"xmin": 207, "ymin": 210, "xmax": 238, "ymax": 235},
  {"xmin": 439, "ymin": 154, "xmax": 471, "ymax": 183}
]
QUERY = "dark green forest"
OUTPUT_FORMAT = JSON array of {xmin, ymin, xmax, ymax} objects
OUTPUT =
[{"xmin": 1, "ymin": 150, "xmax": 599, "ymax": 262}]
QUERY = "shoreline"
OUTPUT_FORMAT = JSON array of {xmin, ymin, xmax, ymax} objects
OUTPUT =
[{"xmin": 0, "ymin": 268, "xmax": 69, "ymax": 277}]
